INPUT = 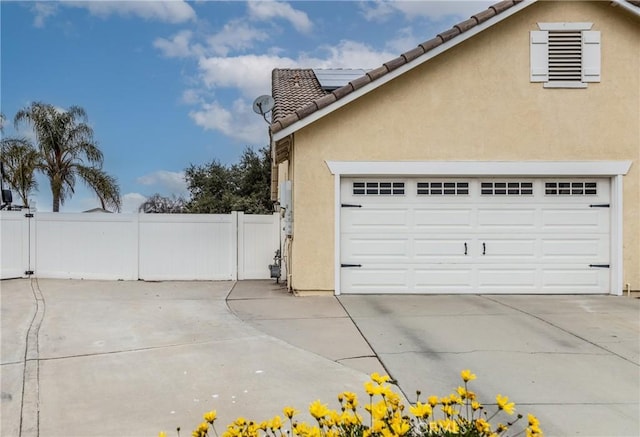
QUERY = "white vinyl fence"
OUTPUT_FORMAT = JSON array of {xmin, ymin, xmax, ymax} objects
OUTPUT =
[{"xmin": 0, "ymin": 210, "xmax": 280, "ymax": 281}]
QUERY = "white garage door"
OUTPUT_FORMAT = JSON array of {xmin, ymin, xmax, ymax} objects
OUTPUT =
[{"xmin": 340, "ymin": 178, "xmax": 611, "ymax": 294}]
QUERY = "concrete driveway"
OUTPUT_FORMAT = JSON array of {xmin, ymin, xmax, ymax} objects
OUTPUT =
[
  {"xmin": 2, "ymin": 278, "xmax": 639, "ymax": 437},
  {"xmin": 338, "ymin": 294, "xmax": 640, "ymax": 437},
  {"xmin": 0, "ymin": 279, "xmax": 370, "ymax": 437}
]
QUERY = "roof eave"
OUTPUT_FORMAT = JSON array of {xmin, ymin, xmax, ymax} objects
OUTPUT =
[
  {"xmin": 272, "ymin": 0, "xmax": 537, "ymax": 143},
  {"xmin": 611, "ymin": 0, "xmax": 640, "ymax": 18}
]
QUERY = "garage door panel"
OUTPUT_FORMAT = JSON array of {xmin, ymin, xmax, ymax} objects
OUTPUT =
[
  {"xmin": 477, "ymin": 208, "xmax": 536, "ymax": 229},
  {"xmin": 342, "ymin": 208, "xmax": 409, "ymax": 232},
  {"xmin": 414, "ymin": 238, "xmax": 471, "ymax": 260},
  {"xmin": 414, "ymin": 208, "xmax": 473, "ymax": 228},
  {"xmin": 342, "ymin": 237, "xmax": 409, "ymax": 260},
  {"xmin": 342, "ymin": 267, "xmax": 409, "ymax": 293},
  {"xmin": 476, "ymin": 238, "xmax": 537, "ymax": 259},
  {"xmin": 542, "ymin": 267, "xmax": 608, "ymax": 292},
  {"xmin": 414, "ymin": 267, "xmax": 474, "ymax": 289},
  {"xmin": 542, "ymin": 209, "xmax": 608, "ymax": 232},
  {"xmin": 541, "ymin": 236, "xmax": 609, "ymax": 259},
  {"xmin": 477, "ymin": 268, "xmax": 538, "ymax": 289}
]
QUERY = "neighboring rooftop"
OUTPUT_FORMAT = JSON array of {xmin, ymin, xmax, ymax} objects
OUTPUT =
[{"xmin": 270, "ymin": 0, "xmax": 640, "ymax": 135}]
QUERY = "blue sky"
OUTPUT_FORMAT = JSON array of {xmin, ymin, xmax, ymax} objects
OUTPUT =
[{"xmin": 1, "ymin": 1, "xmax": 494, "ymax": 212}]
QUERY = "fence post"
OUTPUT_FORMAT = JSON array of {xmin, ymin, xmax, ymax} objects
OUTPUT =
[
  {"xmin": 231, "ymin": 211, "xmax": 239, "ymax": 280},
  {"xmin": 236, "ymin": 211, "xmax": 244, "ymax": 280},
  {"xmin": 28, "ymin": 210, "xmax": 36, "ymax": 276}
]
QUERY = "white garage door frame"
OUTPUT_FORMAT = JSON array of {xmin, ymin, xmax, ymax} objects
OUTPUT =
[{"xmin": 326, "ymin": 161, "xmax": 632, "ymax": 296}]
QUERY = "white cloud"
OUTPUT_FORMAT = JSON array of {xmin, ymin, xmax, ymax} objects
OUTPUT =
[
  {"xmin": 361, "ymin": 0, "xmax": 495, "ymax": 22},
  {"xmin": 206, "ymin": 20, "xmax": 269, "ymax": 56},
  {"xmin": 385, "ymin": 26, "xmax": 422, "ymax": 54},
  {"xmin": 32, "ymin": 0, "xmax": 197, "ymax": 26},
  {"xmin": 154, "ymin": 30, "xmax": 203, "ymax": 58},
  {"xmin": 198, "ymin": 54, "xmax": 297, "ymax": 99},
  {"xmin": 190, "ymin": 42, "xmax": 392, "ymax": 142},
  {"xmin": 136, "ymin": 170, "xmax": 188, "ymax": 195},
  {"xmin": 300, "ymin": 40, "xmax": 396, "ymax": 69},
  {"xmin": 247, "ymin": 1, "xmax": 313, "ymax": 33},
  {"xmin": 181, "ymin": 89, "xmax": 202, "ymax": 105},
  {"xmin": 189, "ymin": 99, "xmax": 267, "ymax": 145},
  {"xmin": 31, "ymin": 2, "xmax": 58, "ymax": 28},
  {"xmin": 121, "ymin": 193, "xmax": 148, "ymax": 213}
]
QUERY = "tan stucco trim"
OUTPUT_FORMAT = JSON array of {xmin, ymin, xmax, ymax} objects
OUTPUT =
[{"xmin": 326, "ymin": 160, "xmax": 632, "ymax": 176}]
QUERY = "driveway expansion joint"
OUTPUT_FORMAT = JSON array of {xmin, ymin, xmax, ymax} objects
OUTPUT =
[{"xmin": 20, "ymin": 278, "xmax": 45, "ymax": 437}]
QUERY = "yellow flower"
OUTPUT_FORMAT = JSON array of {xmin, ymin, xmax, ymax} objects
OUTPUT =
[
  {"xmin": 371, "ymin": 372, "xmax": 391, "ymax": 385},
  {"xmin": 234, "ymin": 417, "xmax": 247, "ymax": 427},
  {"xmin": 497, "ymin": 423, "xmax": 508, "ymax": 433},
  {"xmin": 449, "ymin": 393, "xmax": 463, "ymax": 405},
  {"xmin": 471, "ymin": 401, "xmax": 482, "ymax": 411},
  {"xmin": 268, "ymin": 416, "xmax": 282, "ymax": 430},
  {"xmin": 526, "ymin": 426, "xmax": 544, "ymax": 437},
  {"xmin": 461, "ymin": 369, "xmax": 477, "ymax": 382},
  {"xmin": 439, "ymin": 418, "xmax": 460, "ymax": 433},
  {"xmin": 364, "ymin": 381, "xmax": 382, "ymax": 396},
  {"xmin": 409, "ymin": 401, "xmax": 432, "ymax": 419},
  {"xmin": 204, "ymin": 410, "xmax": 217, "ymax": 423},
  {"xmin": 340, "ymin": 391, "xmax": 358, "ymax": 409},
  {"xmin": 475, "ymin": 418, "xmax": 492, "ymax": 434},
  {"xmin": 293, "ymin": 422, "xmax": 310, "ymax": 436},
  {"xmin": 441, "ymin": 405, "xmax": 457, "ymax": 417},
  {"xmin": 427, "ymin": 395, "xmax": 439, "ymax": 407},
  {"xmin": 390, "ymin": 419, "xmax": 410, "ymax": 435},
  {"xmin": 456, "ymin": 386, "xmax": 467, "ymax": 398},
  {"xmin": 528, "ymin": 414, "xmax": 540, "ymax": 427},
  {"xmin": 159, "ymin": 432, "xmax": 167, "ymax": 437},
  {"xmin": 367, "ymin": 401, "xmax": 388, "ymax": 420},
  {"xmin": 309, "ymin": 400, "xmax": 330, "ymax": 420},
  {"xmin": 496, "ymin": 394, "xmax": 516, "ymax": 415},
  {"xmin": 283, "ymin": 406, "xmax": 298, "ymax": 419},
  {"xmin": 192, "ymin": 422, "xmax": 209, "ymax": 437}
]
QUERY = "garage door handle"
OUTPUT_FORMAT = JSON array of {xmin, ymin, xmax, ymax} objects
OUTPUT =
[
  {"xmin": 482, "ymin": 242, "xmax": 486, "ymax": 255},
  {"xmin": 341, "ymin": 263, "xmax": 362, "ymax": 268},
  {"xmin": 589, "ymin": 264, "xmax": 610, "ymax": 268},
  {"xmin": 464, "ymin": 242, "xmax": 467, "ymax": 255}
]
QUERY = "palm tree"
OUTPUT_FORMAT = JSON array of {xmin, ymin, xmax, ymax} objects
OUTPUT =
[
  {"xmin": 14, "ymin": 102, "xmax": 121, "ymax": 212},
  {"xmin": 0, "ymin": 137, "xmax": 40, "ymax": 206}
]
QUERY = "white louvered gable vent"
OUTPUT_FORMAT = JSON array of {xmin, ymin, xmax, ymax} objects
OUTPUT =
[
  {"xmin": 548, "ymin": 31, "xmax": 582, "ymax": 82},
  {"xmin": 530, "ymin": 23, "xmax": 600, "ymax": 88}
]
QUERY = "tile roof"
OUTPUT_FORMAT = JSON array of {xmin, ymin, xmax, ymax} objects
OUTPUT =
[
  {"xmin": 270, "ymin": 0, "xmax": 639, "ymax": 135},
  {"xmin": 271, "ymin": 69, "xmax": 329, "ymax": 125}
]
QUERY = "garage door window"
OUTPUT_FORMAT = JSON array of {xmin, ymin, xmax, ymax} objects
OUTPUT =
[
  {"xmin": 417, "ymin": 182, "xmax": 469, "ymax": 195},
  {"xmin": 353, "ymin": 181, "xmax": 405, "ymax": 196},
  {"xmin": 545, "ymin": 181, "xmax": 597, "ymax": 195},
  {"xmin": 481, "ymin": 182, "xmax": 533, "ymax": 195}
]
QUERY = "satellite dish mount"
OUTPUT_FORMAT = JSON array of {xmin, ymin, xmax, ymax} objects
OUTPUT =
[{"xmin": 252, "ymin": 95, "xmax": 275, "ymax": 124}]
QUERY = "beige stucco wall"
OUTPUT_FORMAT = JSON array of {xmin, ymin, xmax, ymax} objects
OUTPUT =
[{"xmin": 285, "ymin": 1, "xmax": 639, "ymax": 293}]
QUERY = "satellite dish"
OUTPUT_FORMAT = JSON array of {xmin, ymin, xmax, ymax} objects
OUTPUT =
[{"xmin": 252, "ymin": 95, "xmax": 274, "ymax": 115}]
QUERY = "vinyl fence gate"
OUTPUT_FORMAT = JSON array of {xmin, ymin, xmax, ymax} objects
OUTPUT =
[{"xmin": 0, "ymin": 211, "xmax": 281, "ymax": 281}]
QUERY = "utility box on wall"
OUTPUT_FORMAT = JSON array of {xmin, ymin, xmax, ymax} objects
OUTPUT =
[{"xmin": 279, "ymin": 180, "xmax": 293, "ymax": 236}]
